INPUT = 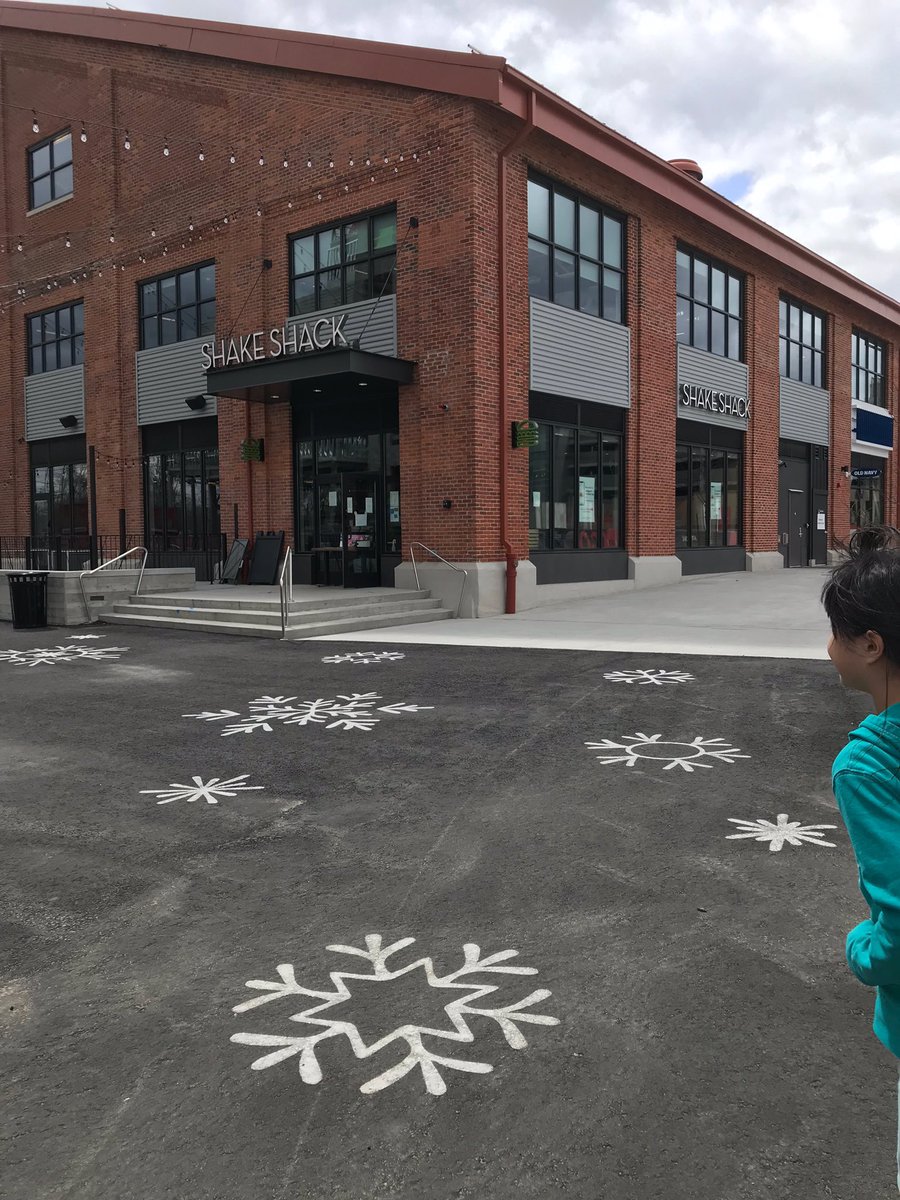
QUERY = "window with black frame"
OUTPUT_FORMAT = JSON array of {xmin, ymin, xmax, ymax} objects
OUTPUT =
[
  {"xmin": 30, "ymin": 438, "xmax": 88, "ymax": 539},
  {"xmin": 675, "ymin": 443, "xmax": 741, "ymax": 548},
  {"xmin": 27, "ymin": 302, "xmax": 84, "ymax": 374},
  {"xmin": 290, "ymin": 210, "xmax": 397, "ymax": 316},
  {"xmin": 529, "ymin": 421, "xmax": 622, "ymax": 550},
  {"xmin": 28, "ymin": 130, "xmax": 73, "ymax": 209},
  {"xmin": 676, "ymin": 248, "xmax": 742, "ymax": 360},
  {"xmin": 139, "ymin": 263, "xmax": 216, "ymax": 349},
  {"xmin": 852, "ymin": 331, "xmax": 886, "ymax": 407},
  {"xmin": 779, "ymin": 297, "xmax": 825, "ymax": 387},
  {"xmin": 527, "ymin": 178, "xmax": 625, "ymax": 323}
]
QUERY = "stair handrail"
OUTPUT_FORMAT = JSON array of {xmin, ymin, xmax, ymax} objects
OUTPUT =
[
  {"xmin": 79, "ymin": 545, "xmax": 148, "ymax": 623},
  {"xmin": 408, "ymin": 542, "xmax": 468, "ymax": 618},
  {"xmin": 279, "ymin": 544, "xmax": 294, "ymax": 636}
]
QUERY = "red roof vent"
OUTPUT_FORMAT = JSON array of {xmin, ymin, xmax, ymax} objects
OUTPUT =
[{"xmin": 668, "ymin": 158, "xmax": 704, "ymax": 182}]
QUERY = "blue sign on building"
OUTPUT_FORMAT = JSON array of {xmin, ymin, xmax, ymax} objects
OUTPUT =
[{"xmin": 855, "ymin": 405, "xmax": 894, "ymax": 449}]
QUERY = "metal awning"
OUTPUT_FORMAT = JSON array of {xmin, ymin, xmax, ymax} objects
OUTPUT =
[{"xmin": 206, "ymin": 347, "xmax": 415, "ymax": 402}]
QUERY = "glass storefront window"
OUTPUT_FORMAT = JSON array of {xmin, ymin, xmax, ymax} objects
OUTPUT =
[
  {"xmin": 529, "ymin": 420, "xmax": 622, "ymax": 551},
  {"xmin": 529, "ymin": 424, "xmax": 552, "ymax": 550},
  {"xmin": 578, "ymin": 431, "xmax": 599, "ymax": 548},
  {"xmin": 675, "ymin": 447, "xmax": 689, "ymax": 548},
  {"xmin": 552, "ymin": 427, "xmax": 576, "ymax": 548},
  {"xmin": 726, "ymin": 453, "xmax": 740, "ymax": 546},
  {"xmin": 709, "ymin": 450, "xmax": 725, "ymax": 547},
  {"xmin": 601, "ymin": 436, "xmax": 621, "ymax": 548},
  {"xmin": 385, "ymin": 433, "xmax": 401, "ymax": 555},
  {"xmin": 297, "ymin": 441, "xmax": 315, "ymax": 552},
  {"xmin": 851, "ymin": 461, "xmax": 884, "ymax": 529},
  {"xmin": 690, "ymin": 447, "xmax": 708, "ymax": 546},
  {"xmin": 30, "ymin": 454, "xmax": 88, "ymax": 538},
  {"xmin": 676, "ymin": 442, "xmax": 742, "ymax": 548},
  {"xmin": 143, "ymin": 447, "xmax": 219, "ymax": 552}
]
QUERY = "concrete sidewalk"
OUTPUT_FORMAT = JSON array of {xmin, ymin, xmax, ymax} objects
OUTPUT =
[{"xmin": 312, "ymin": 569, "xmax": 833, "ymax": 659}]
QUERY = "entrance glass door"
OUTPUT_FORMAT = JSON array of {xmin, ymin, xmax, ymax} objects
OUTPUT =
[{"xmin": 343, "ymin": 473, "xmax": 380, "ymax": 587}]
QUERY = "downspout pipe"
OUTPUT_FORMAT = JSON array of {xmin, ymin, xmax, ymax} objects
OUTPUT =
[{"xmin": 497, "ymin": 86, "xmax": 536, "ymax": 614}]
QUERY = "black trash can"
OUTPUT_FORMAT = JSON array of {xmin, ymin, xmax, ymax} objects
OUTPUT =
[{"xmin": 7, "ymin": 572, "xmax": 49, "ymax": 630}]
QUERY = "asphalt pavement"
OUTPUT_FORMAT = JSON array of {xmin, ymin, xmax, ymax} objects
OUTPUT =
[{"xmin": 0, "ymin": 622, "xmax": 894, "ymax": 1200}]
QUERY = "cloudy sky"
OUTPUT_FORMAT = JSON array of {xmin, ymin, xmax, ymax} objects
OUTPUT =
[{"xmin": 51, "ymin": 0, "xmax": 900, "ymax": 298}]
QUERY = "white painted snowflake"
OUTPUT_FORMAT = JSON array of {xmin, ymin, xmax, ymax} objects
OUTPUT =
[
  {"xmin": 139, "ymin": 773, "xmax": 264, "ymax": 806},
  {"xmin": 0, "ymin": 644, "xmax": 129, "ymax": 667},
  {"xmin": 321, "ymin": 651, "xmax": 406, "ymax": 665},
  {"xmin": 67, "ymin": 634, "xmax": 105, "ymax": 640},
  {"xmin": 185, "ymin": 692, "xmax": 432, "ymax": 737},
  {"xmin": 585, "ymin": 732, "xmax": 749, "ymax": 772},
  {"xmin": 230, "ymin": 934, "xmax": 559, "ymax": 1096},
  {"xmin": 603, "ymin": 668, "xmax": 694, "ymax": 686},
  {"xmin": 726, "ymin": 813, "xmax": 837, "ymax": 852}
]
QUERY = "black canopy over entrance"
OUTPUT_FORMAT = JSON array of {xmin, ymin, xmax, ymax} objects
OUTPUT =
[{"xmin": 205, "ymin": 346, "xmax": 415, "ymax": 403}]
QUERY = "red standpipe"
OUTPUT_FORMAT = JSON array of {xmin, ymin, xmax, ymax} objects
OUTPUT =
[{"xmin": 497, "ymin": 88, "xmax": 536, "ymax": 614}]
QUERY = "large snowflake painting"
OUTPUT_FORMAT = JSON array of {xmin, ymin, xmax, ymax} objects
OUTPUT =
[
  {"xmin": 585, "ymin": 732, "xmax": 749, "ymax": 772},
  {"xmin": 603, "ymin": 668, "xmax": 694, "ymax": 686},
  {"xmin": 230, "ymin": 935, "xmax": 559, "ymax": 1096},
  {"xmin": 140, "ymin": 773, "xmax": 264, "ymax": 806},
  {"xmin": 726, "ymin": 813, "xmax": 837, "ymax": 851},
  {"xmin": 185, "ymin": 692, "xmax": 432, "ymax": 736},
  {"xmin": 0, "ymin": 644, "xmax": 129, "ymax": 667}
]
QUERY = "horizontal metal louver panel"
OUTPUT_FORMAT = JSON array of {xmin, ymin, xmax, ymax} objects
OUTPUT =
[
  {"xmin": 285, "ymin": 295, "xmax": 397, "ymax": 358},
  {"xmin": 24, "ymin": 365, "xmax": 85, "ymax": 441},
  {"xmin": 529, "ymin": 298, "xmax": 631, "ymax": 408},
  {"xmin": 780, "ymin": 378, "xmax": 830, "ymax": 446},
  {"xmin": 676, "ymin": 344, "xmax": 750, "ymax": 430},
  {"xmin": 136, "ymin": 337, "xmax": 216, "ymax": 426}
]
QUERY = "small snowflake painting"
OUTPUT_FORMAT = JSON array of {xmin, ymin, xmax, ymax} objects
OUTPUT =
[
  {"xmin": 603, "ymin": 668, "xmax": 694, "ymax": 686},
  {"xmin": 185, "ymin": 692, "xmax": 432, "ymax": 737},
  {"xmin": 321, "ymin": 651, "xmax": 406, "ymax": 665},
  {"xmin": 140, "ymin": 773, "xmax": 264, "ymax": 806},
  {"xmin": 726, "ymin": 813, "xmax": 837, "ymax": 852},
  {"xmin": 230, "ymin": 934, "xmax": 559, "ymax": 1097},
  {"xmin": 66, "ymin": 633, "xmax": 106, "ymax": 640},
  {"xmin": 585, "ymin": 732, "xmax": 749, "ymax": 772},
  {"xmin": 0, "ymin": 644, "xmax": 129, "ymax": 667}
]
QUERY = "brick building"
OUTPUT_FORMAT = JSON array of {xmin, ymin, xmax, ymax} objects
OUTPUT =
[{"xmin": 1, "ymin": 0, "xmax": 898, "ymax": 615}]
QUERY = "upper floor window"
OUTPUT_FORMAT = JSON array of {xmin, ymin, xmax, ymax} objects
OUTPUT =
[
  {"xmin": 676, "ymin": 248, "xmax": 742, "ymax": 360},
  {"xmin": 779, "ymin": 297, "xmax": 825, "ymax": 387},
  {"xmin": 29, "ymin": 131, "xmax": 73, "ymax": 210},
  {"xmin": 27, "ymin": 302, "xmax": 84, "ymax": 374},
  {"xmin": 140, "ymin": 263, "xmax": 216, "ymax": 349},
  {"xmin": 527, "ymin": 177, "xmax": 625, "ymax": 323},
  {"xmin": 852, "ymin": 331, "xmax": 886, "ymax": 407},
  {"xmin": 290, "ymin": 209, "xmax": 397, "ymax": 316}
]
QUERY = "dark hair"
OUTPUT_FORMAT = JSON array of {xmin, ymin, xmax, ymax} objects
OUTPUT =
[{"xmin": 822, "ymin": 525, "xmax": 900, "ymax": 664}]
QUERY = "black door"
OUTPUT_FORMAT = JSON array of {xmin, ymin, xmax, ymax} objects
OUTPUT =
[
  {"xmin": 788, "ymin": 490, "xmax": 808, "ymax": 567},
  {"xmin": 342, "ymin": 472, "xmax": 380, "ymax": 587}
]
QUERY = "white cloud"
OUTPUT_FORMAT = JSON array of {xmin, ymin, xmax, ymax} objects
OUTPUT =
[{"xmin": 32, "ymin": 0, "xmax": 900, "ymax": 297}]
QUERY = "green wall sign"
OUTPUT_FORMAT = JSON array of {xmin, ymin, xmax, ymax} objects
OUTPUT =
[
  {"xmin": 512, "ymin": 419, "xmax": 539, "ymax": 449},
  {"xmin": 240, "ymin": 437, "xmax": 265, "ymax": 463}
]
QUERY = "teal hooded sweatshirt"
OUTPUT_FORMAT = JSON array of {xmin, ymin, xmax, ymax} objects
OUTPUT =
[{"xmin": 833, "ymin": 703, "xmax": 900, "ymax": 1059}]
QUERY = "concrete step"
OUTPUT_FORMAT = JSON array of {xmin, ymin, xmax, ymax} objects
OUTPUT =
[
  {"xmin": 102, "ymin": 605, "xmax": 454, "ymax": 639},
  {"xmin": 124, "ymin": 588, "xmax": 431, "ymax": 614},
  {"xmin": 114, "ymin": 597, "xmax": 444, "ymax": 626}
]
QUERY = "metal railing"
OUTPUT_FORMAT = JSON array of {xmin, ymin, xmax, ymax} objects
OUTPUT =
[
  {"xmin": 79, "ymin": 546, "xmax": 148, "ymax": 623},
  {"xmin": 408, "ymin": 542, "xmax": 468, "ymax": 618},
  {"xmin": 279, "ymin": 544, "xmax": 294, "ymax": 636}
]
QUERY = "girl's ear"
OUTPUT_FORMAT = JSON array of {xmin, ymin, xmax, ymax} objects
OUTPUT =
[{"xmin": 863, "ymin": 629, "xmax": 887, "ymax": 662}]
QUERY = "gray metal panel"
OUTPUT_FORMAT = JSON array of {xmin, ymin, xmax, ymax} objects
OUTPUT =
[
  {"xmin": 779, "ymin": 378, "xmax": 830, "ymax": 446},
  {"xmin": 285, "ymin": 295, "xmax": 397, "ymax": 358},
  {"xmin": 136, "ymin": 337, "xmax": 216, "ymax": 426},
  {"xmin": 529, "ymin": 297, "xmax": 631, "ymax": 408},
  {"xmin": 676, "ymin": 344, "xmax": 750, "ymax": 430},
  {"xmin": 24, "ymin": 365, "xmax": 85, "ymax": 441}
]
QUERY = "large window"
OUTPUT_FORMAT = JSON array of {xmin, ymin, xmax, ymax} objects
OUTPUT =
[
  {"xmin": 290, "ymin": 209, "xmax": 397, "ymax": 316},
  {"xmin": 779, "ymin": 297, "xmax": 825, "ymax": 387},
  {"xmin": 675, "ymin": 443, "xmax": 741, "ymax": 548},
  {"xmin": 676, "ymin": 248, "xmax": 742, "ymax": 360},
  {"xmin": 529, "ymin": 421, "xmax": 622, "ymax": 550},
  {"xmin": 140, "ymin": 263, "xmax": 216, "ymax": 349},
  {"xmin": 29, "ymin": 130, "xmax": 73, "ymax": 210},
  {"xmin": 852, "ymin": 331, "xmax": 886, "ymax": 407},
  {"xmin": 527, "ymin": 177, "xmax": 625, "ymax": 323},
  {"xmin": 27, "ymin": 302, "xmax": 84, "ymax": 375},
  {"xmin": 30, "ymin": 437, "xmax": 88, "ymax": 538}
]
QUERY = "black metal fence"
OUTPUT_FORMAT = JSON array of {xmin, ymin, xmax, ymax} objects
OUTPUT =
[{"xmin": 0, "ymin": 533, "xmax": 227, "ymax": 582}]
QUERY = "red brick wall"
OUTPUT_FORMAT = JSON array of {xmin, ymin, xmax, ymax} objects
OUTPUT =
[{"xmin": 2, "ymin": 28, "xmax": 899, "ymax": 566}]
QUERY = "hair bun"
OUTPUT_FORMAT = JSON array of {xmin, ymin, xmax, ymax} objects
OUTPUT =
[{"xmin": 849, "ymin": 525, "xmax": 900, "ymax": 557}]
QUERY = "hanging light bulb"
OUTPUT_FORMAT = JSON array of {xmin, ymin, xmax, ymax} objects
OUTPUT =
[
  {"xmin": 283, "ymin": 152, "xmax": 289, "ymax": 168},
  {"xmin": 188, "ymin": 219, "xmax": 194, "ymax": 231},
  {"xmin": 80, "ymin": 123, "xmax": 88, "ymax": 143},
  {"xmin": 151, "ymin": 228, "xmax": 157, "ymax": 237},
  {"xmin": 287, "ymin": 200, "xmax": 293, "ymax": 209},
  {"xmin": 32, "ymin": 111, "xmax": 39, "ymax": 133},
  {"xmin": 124, "ymin": 131, "xmax": 132, "ymax": 150},
  {"xmin": 16, "ymin": 242, "xmax": 22, "ymax": 252},
  {"xmin": 163, "ymin": 138, "xmax": 170, "ymax": 157},
  {"xmin": 307, "ymin": 158, "xmax": 312, "ymax": 168},
  {"xmin": 229, "ymin": 149, "xmax": 236, "ymax": 164},
  {"xmin": 256, "ymin": 205, "xmax": 262, "ymax": 217},
  {"xmin": 328, "ymin": 158, "xmax": 334, "ymax": 168},
  {"xmin": 349, "ymin": 158, "xmax": 354, "ymax": 166},
  {"xmin": 258, "ymin": 150, "xmax": 265, "ymax": 166},
  {"xmin": 65, "ymin": 234, "xmax": 71, "ymax": 248},
  {"xmin": 109, "ymin": 233, "xmax": 116, "ymax": 242},
  {"xmin": 223, "ymin": 216, "xmax": 229, "ymax": 224},
  {"xmin": 366, "ymin": 157, "xmax": 371, "ymax": 166}
]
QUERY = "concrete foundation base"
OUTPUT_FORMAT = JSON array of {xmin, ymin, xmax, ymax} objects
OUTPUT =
[
  {"xmin": 745, "ymin": 551, "xmax": 785, "ymax": 572},
  {"xmin": 627, "ymin": 555, "xmax": 682, "ymax": 587},
  {"xmin": 394, "ymin": 560, "xmax": 538, "ymax": 618},
  {"xmin": 0, "ymin": 568, "xmax": 196, "ymax": 626},
  {"xmin": 827, "ymin": 548, "xmax": 846, "ymax": 566}
]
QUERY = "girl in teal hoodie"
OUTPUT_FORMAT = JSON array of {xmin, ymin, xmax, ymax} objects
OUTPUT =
[{"xmin": 823, "ymin": 525, "xmax": 900, "ymax": 1191}]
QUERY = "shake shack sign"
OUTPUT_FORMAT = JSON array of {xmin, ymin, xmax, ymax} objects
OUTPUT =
[
  {"xmin": 679, "ymin": 382, "xmax": 750, "ymax": 421},
  {"xmin": 201, "ymin": 315, "xmax": 349, "ymax": 370}
]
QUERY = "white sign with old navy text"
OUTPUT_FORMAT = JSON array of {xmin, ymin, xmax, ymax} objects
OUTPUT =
[{"xmin": 201, "ymin": 315, "xmax": 349, "ymax": 370}]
